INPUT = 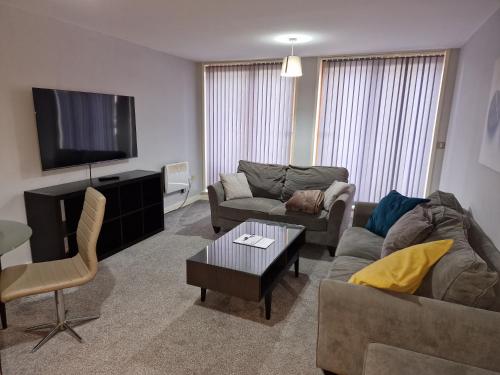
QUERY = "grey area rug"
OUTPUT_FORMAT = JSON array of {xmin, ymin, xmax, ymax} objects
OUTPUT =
[{"xmin": 1, "ymin": 201, "xmax": 332, "ymax": 374}]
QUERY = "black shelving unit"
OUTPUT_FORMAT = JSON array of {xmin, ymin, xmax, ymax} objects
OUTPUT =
[{"xmin": 25, "ymin": 170, "xmax": 164, "ymax": 262}]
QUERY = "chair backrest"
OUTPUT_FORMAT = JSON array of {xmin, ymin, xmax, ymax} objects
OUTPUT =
[{"xmin": 76, "ymin": 187, "xmax": 106, "ymax": 277}]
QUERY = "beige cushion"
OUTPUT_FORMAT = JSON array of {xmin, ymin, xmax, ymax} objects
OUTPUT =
[
  {"xmin": 220, "ymin": 173, "xmax": 253, "ymax": 200},
  {"xmin": 324, "ymin": 181, "xmax": 350, "ymax": 211},
  {"xmin": 381, "ymin": 205, "xmax": 434, "ymax": 257}
]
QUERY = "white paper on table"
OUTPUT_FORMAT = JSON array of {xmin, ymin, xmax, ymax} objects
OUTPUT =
[{"xmin": 233, "ymin": 234, "xmax": 275, "ymax": 249}]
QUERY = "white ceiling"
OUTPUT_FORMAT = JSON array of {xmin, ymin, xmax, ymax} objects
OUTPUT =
[{"xmin": 2, "ymin": 0, "xmax": 500, "ymax": 62}]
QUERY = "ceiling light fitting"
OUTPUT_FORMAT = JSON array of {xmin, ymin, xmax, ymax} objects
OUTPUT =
[{"xmin": 281, "ymin": 37, "xmax": 302, "ymax": 78}]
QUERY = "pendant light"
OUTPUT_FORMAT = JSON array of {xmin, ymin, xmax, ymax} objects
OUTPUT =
[{"xmin": 281, "ymin": 37, "xmax": 302, "ymax": 77}]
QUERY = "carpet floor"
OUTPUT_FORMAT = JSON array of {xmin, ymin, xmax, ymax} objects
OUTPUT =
[{"xmin": 1, "ymin": 201, "xmax": 333, "ymax": 374}]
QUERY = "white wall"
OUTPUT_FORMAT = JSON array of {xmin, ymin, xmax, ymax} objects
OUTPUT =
[
  {"xmin": 440, "ymin": 8, "xmax": 500, "ymax": 247},
  {"xmin": 0, "ymin": 4, "xmax": 202, "ymax": 266}
]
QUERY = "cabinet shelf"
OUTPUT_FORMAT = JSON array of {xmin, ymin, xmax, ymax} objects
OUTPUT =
[{"xmin": 25, "ymin": 170, "xmax": 164, "ymax": 262}]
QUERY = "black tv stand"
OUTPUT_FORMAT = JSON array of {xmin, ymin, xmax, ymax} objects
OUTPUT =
[{"xmin": 25, "ymin": 170, "xmax": 164, "ymax": 262}]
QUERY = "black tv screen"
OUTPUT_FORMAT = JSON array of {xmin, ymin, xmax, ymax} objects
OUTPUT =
[{"xmin": 32, "ymin": 88, "xmax": 138, "ymax": 170}]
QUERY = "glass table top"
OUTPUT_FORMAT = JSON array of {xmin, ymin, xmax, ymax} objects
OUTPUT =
[
  {"xmin": 188, "ymin": 220, "xmax": 305, "ymax": 276},
  {"xmin": 0, "ymin": 220, "xmax": 32, "ymax": 256}
]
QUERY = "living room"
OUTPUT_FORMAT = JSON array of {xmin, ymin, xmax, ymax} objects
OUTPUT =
[{"xmin": 1, "ymin": 0, "xmax": 500, "ymax": 374}]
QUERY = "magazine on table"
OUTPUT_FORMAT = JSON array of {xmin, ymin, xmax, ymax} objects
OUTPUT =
[{"xmin": 233, "ymin": 234, "xmax": 274, "ymax": 249}]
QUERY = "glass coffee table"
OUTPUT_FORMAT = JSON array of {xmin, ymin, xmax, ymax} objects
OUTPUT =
[{"xmin": 186, "ymin": 219, "xmax": 305, "ymax": 320}]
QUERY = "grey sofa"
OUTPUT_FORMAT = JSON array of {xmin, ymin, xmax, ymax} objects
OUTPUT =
[
  {"xmin": 317, "ymin": 195, "xmax": 500, "ymax": 375},
  {"xmin": 207, "ymin": 160, "xmax": 355, "ymax": 253}
]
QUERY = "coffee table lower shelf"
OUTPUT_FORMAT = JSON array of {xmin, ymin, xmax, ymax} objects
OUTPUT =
[{"xmin": 197, "ymin": 256, "xmax": 299, "ymax": 320}]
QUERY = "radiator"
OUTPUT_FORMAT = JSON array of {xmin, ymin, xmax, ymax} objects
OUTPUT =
[{"xmin": 163, "ymin": 162, "xmax": 190, "ymax": 194}]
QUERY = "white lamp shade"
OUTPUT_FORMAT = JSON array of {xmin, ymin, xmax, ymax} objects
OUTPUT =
[{"xmin": 281, "ymin": 55, "xmax": 302, "ymax": 77}]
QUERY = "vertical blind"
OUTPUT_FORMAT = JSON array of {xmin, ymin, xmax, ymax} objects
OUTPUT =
[
  {"xmin": 204, "ymin": 63, "xmax": 295, "ymax": 185},
  {"xmin": 316, "ymin": 55, "xmax": 445, "ymax": 202}
]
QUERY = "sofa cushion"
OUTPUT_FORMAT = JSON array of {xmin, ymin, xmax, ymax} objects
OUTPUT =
[
  {"xmin": 427, "ymin": 190, "xmax": 464, "ymax": 214},
  {"xmin": 218, "ymin": 198, "xmax": 281, "ymax": 222},
  {"xmin": 366, "ymin": 190, "xmax": 430, "ymax": 237},
  {"xmin": 381, "ymin": 205, "xmax": 434, "ymax": 257},
  {"xmin": 418, "ymin": 206, "xmax": 499, "ymax": 308},
  {"xmin": 281, "ymin": 165, "xmax": 348, "ymax": 202},
  {"xmin": 349, "ymin": 239, "xmax": 453, "ymax": 294},
  {"xmin": 220, "ymin": 172, "xmax": 253, "ymax": 200},
  {"xmin": 467, "ymin": 214, "xmax": 500, "ymax": 312},
  {"xmin": 328, "ymin": 256, "xmax": 374, "ymax": 282},
  {"xmin": 269, "ymin": 204, "xmax": 328, "ymax": 231},
  {"xmin": 237, "ymin": 160, "xmax": 287, "ymax": 200},
  {"xmin": 336, "ymin": 227, "xmax": 384, "ymax": 261},
  {"xmin": 324, "ymin": 181, "xmax": 350, "ymax": 211}
]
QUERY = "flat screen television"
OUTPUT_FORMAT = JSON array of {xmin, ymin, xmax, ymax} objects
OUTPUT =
[{"xmin": 32, "ymin": 88, "xmax": 138, "ymax": 170}]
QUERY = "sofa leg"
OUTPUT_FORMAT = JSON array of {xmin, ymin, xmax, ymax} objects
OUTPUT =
[
  {"xmin": 327, "ymin": 246, "xmax": 336, "ymax": 257},
  {"xmin": 212, "ymin": 226, "xmax": 221, "ymax": 234},
  {"xmin": 322, "ymin": 370, "xmax": 337, "ymax": 375}
]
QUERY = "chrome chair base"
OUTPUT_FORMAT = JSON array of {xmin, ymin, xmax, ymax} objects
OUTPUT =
[{"xmin": 26, "ymin": 290, "xmax": 99, "ymax": 353}]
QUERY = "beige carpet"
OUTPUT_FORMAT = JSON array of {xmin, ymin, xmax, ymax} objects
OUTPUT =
[{"xmin": 1, "ymin": 202, "xmax": 332, "ymax": 374}]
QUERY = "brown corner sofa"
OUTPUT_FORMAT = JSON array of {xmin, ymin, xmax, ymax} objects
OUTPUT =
[
  {"xmin": 207, "ymin": 160, "xmax": 356, "ymax": 254},
  {"xmin": 317, "ymin": 192, "xmax": 500, "ymax": 375}
]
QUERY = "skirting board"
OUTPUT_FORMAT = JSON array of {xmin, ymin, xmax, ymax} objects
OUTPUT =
[{"xmin": 163, "ymin": 193, "xmax": 208, "ymax": 214}]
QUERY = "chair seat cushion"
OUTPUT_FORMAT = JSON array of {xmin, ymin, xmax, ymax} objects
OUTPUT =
[
  {"xmin": 336, "ymin": 227, "xmax": 384, "ymax": 261},
  {"xmin": 1, "ymin": 254, "xmax": 91, "ymax": 303},
  {"xmin": 269, "ymin": 204, "xmax": 328, "ymax": 231},
  {"xmin": 218, "ymin": 198, "xmax": 282, "ymax": 222},
  {"xmin": 328, "ymin": 256, "xmax": 374, "ymax": 282}
]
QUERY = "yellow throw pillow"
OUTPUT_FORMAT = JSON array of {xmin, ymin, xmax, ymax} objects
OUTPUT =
[{"xmin": 348, "ymin": 239, "xmax": 454, "ymax": 294}]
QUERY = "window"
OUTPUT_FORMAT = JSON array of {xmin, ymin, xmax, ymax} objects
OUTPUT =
[
  {"xmin": 315, "ymin": 54, "xmax": 445, "ymax": 202},
  {"xmin": 204, "ymin": 62, "xmax": 295, "ymax": 186}
]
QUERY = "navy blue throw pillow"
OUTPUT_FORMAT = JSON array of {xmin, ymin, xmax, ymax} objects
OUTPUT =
[{"xmin": 365, "ymin": 190, "xmax": 430, "ymax": 237}]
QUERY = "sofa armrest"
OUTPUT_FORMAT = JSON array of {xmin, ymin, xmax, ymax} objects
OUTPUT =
[
  {"xmin": 352, "ymin": 201, "xmax": 377, "ymax": 227},
  {"xmin": 317, "ymin": 279, "xmax": 500, "ymax": 375},
  {"xmin": 207, "ymin": 181, "xmax": 225, "ymax": 228},
  {"xmin": 327, "ymin": 184, "xmax": 356, "ymax": 248}
]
